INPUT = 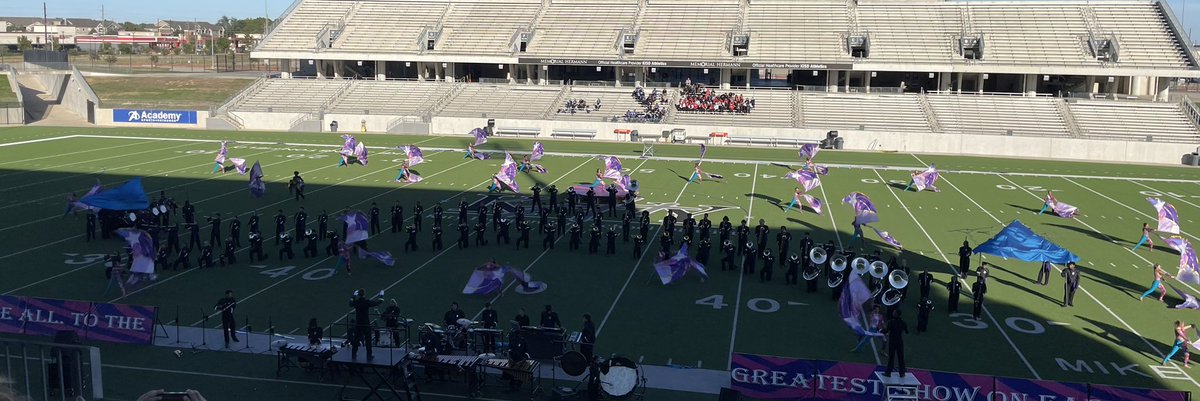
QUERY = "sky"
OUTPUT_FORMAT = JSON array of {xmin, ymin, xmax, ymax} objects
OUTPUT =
[{"xmin": 1, "ymin": 0, "xmax": 1199, "ymax": 45}]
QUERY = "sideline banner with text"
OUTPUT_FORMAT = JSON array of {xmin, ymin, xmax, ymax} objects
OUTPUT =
[
  {"xmin": 730, "ymin": 352, "xmax": 1187, "ymax": 401},
  {"xmin": 0, "ymin": 295, "xmax": 157, "ymax": 344}
]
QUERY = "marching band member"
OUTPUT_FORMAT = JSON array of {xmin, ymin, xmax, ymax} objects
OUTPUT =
[
  {"xmin": 958, "ymin": 241, "xmax": 973, "ymax": 278},
  {"xmin": 1141, "ymin": 264, "xmax": 1174, "ymax": 303},
  {"xmin": 1062, "ymin": 262, "xmax": 1080, "ymax": 307},
  {"xmin": 947, "ymin": 276, "xmax": 961, "ymax": 313},
  {"xmin": 1133, "ymin": 222, "xmax": 1155, "ymax": 252},
  {"xmin": 307, "ymin": 318, "xmax": 324, "ymax": 347},
  {"xmin": 783, "ymin": 188, "xmax": 804, "ymax": 213},
  {"xmin": 852, "ymin": 305, "xmax": 885, "ymax": 352},
  {"xmin": 1163, "ymin": 321, "xmax": 1194, "ymax": 367},
  {"xmin": 688, "ymin": 163, "xmax": 703, "ymax": 184}
]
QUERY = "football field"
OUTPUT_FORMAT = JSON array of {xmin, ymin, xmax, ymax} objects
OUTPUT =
[{"xmin": 1, "ymin": 126, "xmax": 1199, "ymax": 400}]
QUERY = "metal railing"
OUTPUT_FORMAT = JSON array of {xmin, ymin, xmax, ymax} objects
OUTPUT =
[
  {"xmin": 0, "ymin": 338, "xmax": 104, "ymax": 401},
  {"xmin": 1178, "ymin": 96, "xmax": 1200, "ymax": 132},
  {"xmin": 255, "ymin": 0, "xmax": 306, "ymax": 52},
  {"xmin": 214, "ymin": 75, "xmax": 268, "ymax": 116},
  {"xmin": 287, "ymin": 111, "xmax": 321, "ymax": 130}
]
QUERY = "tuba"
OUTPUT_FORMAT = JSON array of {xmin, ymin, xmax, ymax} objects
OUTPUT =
[
  {"xmin": 802, "ymin": 250, "xmax": 822, "ymax": 281},
  {"xmin": 827, "ymin": 253, "xmax": 847, "ymax": 288},
  {"xmin": 869, "ymin": 261, "xmax": 890, "ymax": 297},
  {"xmin": 809, "ymin": 247, "xmax": 828, "ymax": 265},
  {"xmin": 851, "ymin": 257, "xmax": 870, "ymax": 276},
  {"xmin": 881, "ymin": 271, "xmax": 910, "ymax": 306}
]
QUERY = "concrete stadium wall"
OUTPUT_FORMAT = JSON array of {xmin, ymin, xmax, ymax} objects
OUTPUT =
[
  {"xmin": 96, "ymin": 108, "xmax": 210, "ymax": 129},
  {"xmin": 60, "ymin": 70, "xmax": 100, "ymax": 122},
  {"xmin": 217, "ymin": 110, "xmax": 1199, "ymax": 166},
  {"xmin": 230, "ymin": 111, "xmax": 308, "ymax": 131}
]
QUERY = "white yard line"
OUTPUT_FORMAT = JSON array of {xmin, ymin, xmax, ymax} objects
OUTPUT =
[
  {"xmin": 1127, "ymin": 180, "xmax": 1200, "ymax": 213},
  {"xmin": 872, "ymin": 167, "xmax": 1042, "ymax": 380},
  {"xmin": 0, "ymin": 138, "xmax": 153, "ymax": 168},
  {"xmin": 468, "ymin": 156, "xmax": 619, "ymax": 321},
  {"xmin": 1065, "ymin": 177, "xmax": 1198, "ymax": 243},
  {"xmin": 596, "ymin": 159, "xmax": 695, "ymax": 337},
  {"xmin": 990, "ymin": 173, "xmax": 1200, "ymax": 389},
  {"xmin": 725, "ymin": 162, "xmax": 757, "ymax": 369},
  {"xmin": 111, "ymin": 151, "xmax": 467, "ymax": 303},
  {"xmin": 69, "ymin": 134, "xmax": 1200, "ymax": 184},
  {"xmin": 0, "ymin": 134, "xmax": 78, "ymax": 148},
  {"xmin": 0, "ymin": 141, "xmax": 199, "ymax": 189},
  {"xmin": 817, "ymin": 179, "xmax": 844, "ymax": 248}
]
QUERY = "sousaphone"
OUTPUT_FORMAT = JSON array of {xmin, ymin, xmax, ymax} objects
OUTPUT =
[
  {"xmin": 881, "ymin": 271, "xmax": 910, "ymax": 306},
  {"xmin": 827, "ymin": 254, "xmax": 847, "ymax": 288},
  {"xmin": 804, "ymin": 247, "xmax": 826, "ymax": 280}
]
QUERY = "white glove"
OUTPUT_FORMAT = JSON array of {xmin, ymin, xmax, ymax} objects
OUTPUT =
[{"xmin": 377, "ymin": 290, "xmax": 385, "ymax": 298}]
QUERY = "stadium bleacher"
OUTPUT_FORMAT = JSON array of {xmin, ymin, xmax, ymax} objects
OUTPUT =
[
  {"xmin": 632, "ymin": 0, "xmax": 740, "ymax": 60},
  {"xmin": 437, "ymin": 84, "xmax": 563, "ymax": 119},
  {"xmin": 227, "ymin": 79, "xmax": 349, "ymax": 113},
  {"xmin": 926, "ymin": 94, "xmax": 1072, "ymax": 137},
  {"xmin": 436, "ymin": 1, "xmax": 542, "ymax": 54},
  {"xmin": 1069, "ymin": 100, "xmax": 1200, "ymax": 143},
  {"xmin": 551, "ymin": 87, "xmax": 649, "ymax": 122},
  {"xmin": 798, "ymin": 93, "xmax": 930, "ymax": 132},
  {"xmin": 856, "ymin": 3, "xmax": 960, "ymax": 63},
  {"xmin": 967, "ymin": 5, "xmax": 1093, "ymax": 66},
  {"xmin": 256, "ymin": 0, "xmax": 355, "ymax": 51},
  {"xmin": 1092, "ymin": 4, "xmax": 1191, "ymax": 68},
  {"xmin": 525, "ymin": 0, "xmax": 639, "ymax": 58},
  {"xmin": 334, "ymin": 1, "xmax": 448, "ymax": 53},
  {"xmin": 328, "ymin": 80, "xmax": 449, "ymax": 116},
  {"xmin": 745, "ymin": 1, "xmax": 850, "ymax": 62}
]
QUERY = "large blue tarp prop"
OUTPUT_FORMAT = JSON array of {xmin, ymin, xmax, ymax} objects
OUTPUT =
[
  {"xmin": 973, "ymin": 220, "xmax": 1080, "ymax": 264},
  {"xmin": 80, "ymin": 177, "xmax": 149, "ymax": 211}
]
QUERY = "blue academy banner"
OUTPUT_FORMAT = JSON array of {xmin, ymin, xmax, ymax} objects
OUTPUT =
[{"xmin": 113, "ymin": 109, "xmax": 197, "ymax": 124}]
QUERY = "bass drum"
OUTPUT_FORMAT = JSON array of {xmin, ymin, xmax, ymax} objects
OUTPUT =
[
  {"xmin": 559, "ymin": 351, "xmax": 589, "ymax": 377},
  {"xmin": 600, "ymin": 356, "xmax": 641, "ymax": 399}
]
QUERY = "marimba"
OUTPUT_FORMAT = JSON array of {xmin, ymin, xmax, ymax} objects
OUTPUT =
[
  {"xmin": 276, "ymin": 343, "xmax": 335, "ymax": 376},
  {"xmin": 411, "ymin": 354, "xmax": 482, "ymax": 396},
  {"xmin": 481, "ymin": 358, "xmax": 542, "ymax": 397}
]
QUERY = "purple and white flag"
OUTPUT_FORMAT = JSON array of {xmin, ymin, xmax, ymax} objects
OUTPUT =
[
  {"xmin": 802, "ymin": 194, "xmax": 823, "ymax": 215},
  {"xmin": 798, "ymin": 143, "xmax": 820, "ymax": 161},
  {"xmin": 473, "ymin": 152, "xmax": 491, "ymax": 160},
  {"xmin": 470, "ymin": 128, "xmax": 488, "ymax": 146},
  {"xmin": 531, "ymin": 142, "xmax": 544, "ymax": 161},
  {"xmin": 340, "ymin": 135, "xmax": 357, "ymax": 156},
  {"xmin": 838, "ymin": 270, "xmax": 880, "ymax": 336},
  {"xmin": 1148, "ymin": 198, "xmax": 1182, "ymax": 235},
  {"xmin": 399, "ymin": 171, "xmax": 423, "ymax": 183},
  {"xmin": 842, "ymin": 192, "xmax": 879, "ymax": 225},
  {"xmin": 248, "ymin": 161, "xmax": 265, "ymax": 198},
  {"xmin": 341, "ymin": 211, "xmax": 370, "ymax": 244},
  {"xmin": 616, "ymin": 175, "xmax": 632, "ymax": 193},
  {"xmin": 532, "ymin": 164, "xmax": 547, "ymax": 174},
  {"xmin": 601, "ymin": 156, "xmax": 623, "ymax": 180},
  {"xmin": 911, "ymin": 164, "xmax": 940, "ymax": 192},
  {"xmin": 356, "ymin": 247, "xmax": 395, "ymax": 267},
  {"xmin": 230, "ymin": 158, "xmax": 248, "ymax": 175},
  {"xmin": 1166, "ymin": 237, "xmax": 1200, "ymax": 284},
  {"xmin": 1049, "ymin": 195, "xmax": 1078, "ymax": 219},
  {"xmin": 870, "ymin": 226, "xmax": 903, "ymax": 249},
  {"xmin": 494, "ymin": 153, "xmax": 520, "ymax": 193},
  {"xmin": 698, "ymin": 144, "xmax": 707, "ymax": 162},
  {"xmin": 402, "ymin": 145, "xmax": 425, "ymax": 166},
  {"xmin": 652, "ymin": 244, "xmax": 709, "ymax": 285},
  {"xmin": 503, "ymin": 265, "xmax": 539, "ymax": 290},
  {"xmin": 786, "ymin": 170, "xmax": 822, "ymax": 193},
  {"xmin": 462, "ymin": 263, "xmax": 505, "ymax": 295},
  {"xmin": 116, "ymin": 228, "xmax": 156, "ymax": 274},
  {"xmin": 214, "ymin": 141, "xmax": 228, "ymax": 164},
  {"xmin": 354, "ymin": 142, "xmax": 368, "ymax": 166}
]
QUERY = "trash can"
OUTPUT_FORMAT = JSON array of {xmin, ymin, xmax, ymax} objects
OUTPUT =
[
  {"xmin": 834, "ymin": 137, "xmax": 845, "ymax": 150},
  {"xmin": 1184, "ymin": 153, "xmax": 1200, "ymax": 166},
  {"xmin": 330, "ymin": 120, "xmax": 339, "ymax": 132}
]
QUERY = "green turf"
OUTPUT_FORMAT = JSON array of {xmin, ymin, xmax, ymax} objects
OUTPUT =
[
  {"xmin": 0, "ymin": 75, "xmax": 15, "ymax": 102},
  {"xmin": 0, "ymin": 126, "xmax": 1199, "ymax": 400},
  {"xmin": 87, "ymin": 77, "xmax": 253, "ymax": 110}
]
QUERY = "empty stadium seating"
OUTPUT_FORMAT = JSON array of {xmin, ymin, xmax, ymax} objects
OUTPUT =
[
  {"xmin": 328, "ymin": 80, "xmax": 449, "ymax": 115},
  {"xmin": 745, "ymin": 1, "xmax": 851, "ymax": 62},
  {"xmin": 228, "ymin": 79, "xmax": 349, "ymax": 113},
  {"xmin": 438, "ymin": 84, "xmax": 564, "ymax": 119},
  {"xmin": 968, "ymin": 5, "xmax": 1093, "ymax": 66},
  {"xmin": 525, "ymin": 0, "xmax": 639, "ymax": 58},
  {"xmin": 798, "ymin": 93, "xmax": 930, "ymax": 132},
  {"xmin": 857, "ymin": 3, "xmax": 961, "ymax": 63},
  {"xmin": 257, "ymin": 0, "xmax": 355, "ymax": 52},
  {"xmin": 1092, "ymin": 4, "xmax": 1192, "ymax": 69},
  {"xmin": 1069, "ymin": 100, "xmax": 1200, "ymax": 143},
  {"xmin": 436, "ymin": 1, "xmax": 541, "ymax": 54},
  {"xmin": 632, "ymin": 0, "xmax": 740, "ymax": 60},
  {"xmin": 926, "ymin": 94, "xmax": 1072, "ymax": 137},
  {"xmin": 335, "ymin": 1, "xmax": 448, "ymax": 52},
  {"xmin": 672, "ymin": 89, "xmax": 795, "ymax": 128}
]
